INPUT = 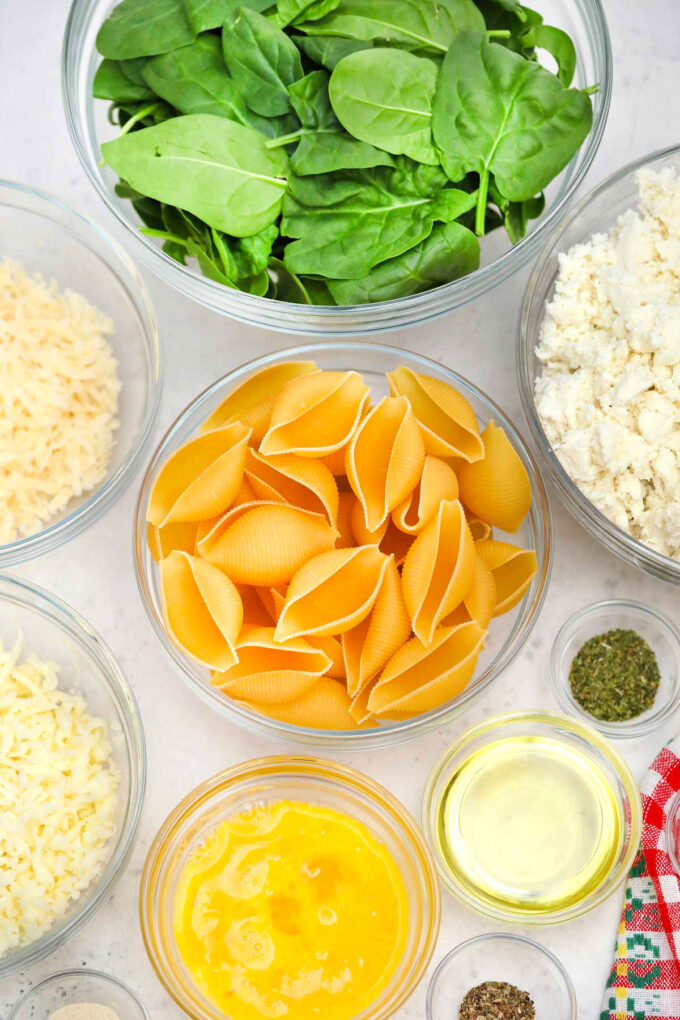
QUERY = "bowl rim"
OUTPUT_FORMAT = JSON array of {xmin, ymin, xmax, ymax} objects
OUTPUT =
[
  {"xmin": 8, "ymin": 968, "xmax": 149, "ymax": 1020},
  {"xmin": 421, "ymin": 709, "xmax": 642, "ymax": 925},
  {"xmin": 132, "ymin": 340, "xmax": 553, "ymax": 750},
  {"xmin": 139, "ymin": 754, "xmax": 441, "ymax": 1020},
  {"xmin": 516, "ymin": 142, "xmax": 680, "ymax": 584},
  {"xmin": 0, "ymin": 572, "xmax": 147, "ymax": 976},
  {"xmin": 62, "ymin": 0, "xmax": 612, "ymax": 331},
  {"xmin": 0, "ymin": 177, "xmax": 163, "ymax": 568},
  {"xmin": 425, "ymin": 932, "xmax": 577, "ymax": 1020},
  {"xmin": 550, "ymin": 598, "xmax": 680, "ymax": 739}
]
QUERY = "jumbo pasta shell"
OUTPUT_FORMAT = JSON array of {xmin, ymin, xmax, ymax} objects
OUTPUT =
[
  {"xmin": 476, "ymin": 540, "xmax": 538, "ymax": 616},
  {"xmin": 367, "ymin": 621, "xmax": 486, "ymax": 718},
  {"xmin": 201, "ymin": 361, "xmax": 318, "ymax": 443},
  {"xmin": 463, "ymin": 508, "xmax": 493, "ymax": 543},
  {"xmin": 307, "ymin": 635, "xmax": 345, "ymax": 679},
  {"xmin": 443, "ymin": 552, "xmax": 496, "ymax": 630},
  {"xmin": 236, "ymin": 677, "xmax": 365, "ymax": 730},
  {"xmin": 335, "ymin": 491, "xmax": 356, "ymax": 549},
  {"xmin": 212, "ymin": 625, "xmax": 332, "ymax": 699},
  {"xmin": 238, "ymin": 584, "xmax": 275, "ymax": 627},
  {"xmin": 147, "ymin": 520, "xmax": 199, "ymax": 562},
  {"xmin": 342, "ymin": 556, "xmax": 411, "ymax": 697},
  {"xmin": 458, "ymin": 421, "xmax": 532, "ymax": 533},
  {"xmin": 401, "ymin": 500, "xmax": 475, "ymax": 645},
  {"xmin": 380, "ymin": 519, "xmax": 414, "ymax": 566},
  {"xmin": 350, "ymin": 495, "xmax": 389, "ymax": 546},
  {"xmin": 244, "ymin": 448, "xmax": 338, "ymax": 524},
  {"xmin": 275, "ymin": 545, "xmax": 388, "ymax": 641},
  {"xmin": 346, "ymin": 396, "xmax": 426, "ymax": 532},
  {"xmin": 260, "ymin": 371, "xmax": 370, "ymax": 457},
  {"xmin": 349, "ymin": 686, "xmax": 377, "ymax": 726},
  {"xmin": 392, "ymin": 456, "xmax": 459, "ymax": 535},
  {"xmin": 160, "ymin": 551, "xmax": 242, "ymax": 671},
  {"xmin": 255, "ymin": 585, "xmax": 287, "ymax": 623},
  {"xmin": 387, "ymin": 366, "xmax": 484, "ymax": 462},
  {"xmin": 147, "ymin": 422, "xmax": 250, "ymax": 526},
  {"xmin": 199, "ymin": 503, "xmax": 337, "ymax": 586}
]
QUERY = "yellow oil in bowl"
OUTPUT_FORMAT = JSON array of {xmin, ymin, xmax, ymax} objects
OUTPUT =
[{"xmin": 435, "ymin": 735, "xmax": 623, "ymax": 915}]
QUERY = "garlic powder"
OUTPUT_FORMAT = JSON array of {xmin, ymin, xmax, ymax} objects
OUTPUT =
[{"xmin": 534, "ymin": 167, "xmax": 680, "ymax": 559}]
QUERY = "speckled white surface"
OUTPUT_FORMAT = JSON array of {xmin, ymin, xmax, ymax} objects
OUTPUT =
[{"xmin": 2, "ymin": 1, "xmax": 680, "ymax": 1017}]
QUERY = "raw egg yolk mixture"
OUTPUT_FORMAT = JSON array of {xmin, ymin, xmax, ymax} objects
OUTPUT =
[{"xmin": 173, "ymin": 800, "xmax": 409, "ymax": 1019}]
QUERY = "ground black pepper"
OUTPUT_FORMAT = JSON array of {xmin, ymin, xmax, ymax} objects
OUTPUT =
[
  {"xmin": 459, "ymin": 980, "xmax": 535, "ymax": 1020},
  {"xmin": 568, "ymin": 628, "xmax": 660, "ymax": 722}
]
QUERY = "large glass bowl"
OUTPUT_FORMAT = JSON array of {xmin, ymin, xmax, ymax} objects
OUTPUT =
[
  {"xmin": 0, "ymin": 573, "xmax": 146, "ymax": 976},
  {"xmin": 133, "ymin": 342, "xmax": 552, "ymax": 750},
  {"xmin": 140, "ymin": 756, "xmax": 440, "ymax": 1020},
  {"xmin": 517, "ymin": 144, "xmax": 680, "ymax": 584},
  {"xmin": 62, "ymin": 0, "xmax": 611, "ymax": 335},
  {"xmin": 0, "ymin": 180, "xmax": 161, "ymax": 568}
]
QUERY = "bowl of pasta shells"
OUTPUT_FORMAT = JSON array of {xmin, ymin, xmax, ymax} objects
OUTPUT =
[{"xmin": 134, "ymin": 343, "xmax": 552, "ymax": 749}]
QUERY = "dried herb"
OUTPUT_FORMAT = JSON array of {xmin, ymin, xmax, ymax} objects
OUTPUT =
[
  {"xmin": 459, "ymin": 980, "xmax": 535, "ymax": 1019},
  {"xmin": 568, "ymin": 628, "xmax": 660, "ymax": 722}
]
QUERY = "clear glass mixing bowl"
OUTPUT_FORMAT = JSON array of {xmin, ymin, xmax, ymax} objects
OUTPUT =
[{"xmin": 62, "ymin": 0, "xmax": 611, "ymax": 335}]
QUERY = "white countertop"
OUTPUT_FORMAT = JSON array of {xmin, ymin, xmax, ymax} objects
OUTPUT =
[{"xmin": 2, "ymin": 0, "xmax": 680, "ymax": 1016}]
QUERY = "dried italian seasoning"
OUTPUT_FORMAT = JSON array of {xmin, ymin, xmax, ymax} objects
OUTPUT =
[
  {"xmin": 459, "ymin": 980, "xmax": 535, "ymax": 1020},
  {"xmin": 568, "ymin": 628, "xmax": 660, "ymax": 722}
]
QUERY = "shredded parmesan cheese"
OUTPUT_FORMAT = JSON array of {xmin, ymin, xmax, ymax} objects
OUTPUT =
[
  {"xmin": 0, "ymin": 259, "xmax": 121, "ymax": 544},
  {"xmin": 0, "ymin": 639, "xmax": 118, "ymax": 956}
]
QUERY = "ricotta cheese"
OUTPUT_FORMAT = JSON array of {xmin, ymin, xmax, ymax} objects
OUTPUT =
[{"xmin": 534, "ymin": 167, "xmax": 680, "ymax": 560}]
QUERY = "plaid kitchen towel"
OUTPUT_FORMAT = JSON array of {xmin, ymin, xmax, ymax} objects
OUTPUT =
[{"xmin": 600, "ymin": 744, "xmax": 680, "ymax": 1019}]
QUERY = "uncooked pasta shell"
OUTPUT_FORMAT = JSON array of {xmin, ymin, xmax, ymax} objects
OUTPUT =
[
  {"xmin": 367, "ymin": 621, "xmax": 486, "ymax": 717},
  {"xmin": 350, "ymin": 495, "xmax": 389, "ymax": 546},
  {"xmin": 346, "ymin": 396, "xmax": 426, "ymax": 532},
  {"xmin": 260, "ymin": 371, "xmax": 370, "ymax": 457},
  {"xmin": 236, "ymin": 677, "xmax": 366, "ymax": 730},
  {"xmin": 458, "ymin": 421, "xmax": 532, "ymax": 533},
  {"xmin": 387, "ymin": 366, "xmax": 484, "ymax": 462},
  {"xmin": 275, "ymin": 545, "xmax": 388, "ymax": 641},
  {"xmin": 307, "ymin": 635, "xmax": 345, "ymax": 678},
  {"xmin": 147, "ymin": 520, "xmax": 199, "ymax": 562},
  {"xmin": 392, "ymin": 456, "xmax": 459, "ymax": 535},
  {"xmin": 212, "ymin": 625, "xmax": 332, "ymax": 700},
  {"xmin": 335, "ymin": 491, "xmax": 356, "ymax": 549},
  {"xmin": 147, "ymin": 422, "xmax": 250, "ymax": 527},
  {"xmin": 475, "ymin": 540, "xmax": 538, "ymax": 616},
  {"xmin": 200, "ymin": 361, "xmax": 318, "ymax": 442},
  {"xmin": 401, "ymin": 499, "xmax": 476, "ymax": 645},
  {"xmin": 244, "ymin": 448, "xmax": 338, "ymax": 524},
  {"xmin": 160, "ymin": 551, "xmax": 243, "ymax": 671}
]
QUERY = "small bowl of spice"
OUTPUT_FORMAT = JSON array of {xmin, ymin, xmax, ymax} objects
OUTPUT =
[
  {"xmin": 551, "ymin": 599, "xmax": 680, "ymax": 739},
  {"xmin": 8, "ymin": 969, "xmax": 148, "ymax": 1020},
  {"xmin": 427, "ymin": 933, "xmax": 575, "ymax": 1020}
]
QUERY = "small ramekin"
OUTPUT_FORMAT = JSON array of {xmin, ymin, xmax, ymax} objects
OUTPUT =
[
  {"xmin": 9, "ymin": 969, "xmax": 148, "ymax": 1020},
  {"xmin": 550, "ymin": 599, "xmax": 680, "ymax": 739}
]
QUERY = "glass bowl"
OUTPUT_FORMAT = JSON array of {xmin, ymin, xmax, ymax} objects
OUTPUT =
[
  {"xmin": 0, "ymin": 180, "xmax": 161, "ymax": 568},
  {"xmin": 427, "ymin": 934, "xmax": 576, "ymax": 1020},
  {"xmin": 62, "ymin": 0, "xmax": 611, "ymax": 335},
  {"xmin": 0, "ymin": 573, "xmax": 146, "ymax": 976},
  {"xmin": 140, "ymin": 756, "xmax": 440, "ymax": 1020},
  {"xmin": 133, "ymin": 341, "xmax": 553, "ymax": 750},
  {"xmin": 422, "ymin": 711, "xmax": 641, "ymax": 925},
  {"xmin": 550, "ymin": 599, "xmax": 680, "ymax": 739},
  {"xmin": 9, "ymin": 969, "xmax": 148, "ymax": 1020},
  {"xmin": 517, "ymin": 143, "xmax": 680, "ymax": 585}
]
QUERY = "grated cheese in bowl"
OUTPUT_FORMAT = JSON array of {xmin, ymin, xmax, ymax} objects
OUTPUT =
[
  {"xmin": 0, "ymin": 638, "xmax": 118, "ymax": 956},
  {"xmin": 0, "ymin": 259, "xmax": 121, "ymax": 545}
]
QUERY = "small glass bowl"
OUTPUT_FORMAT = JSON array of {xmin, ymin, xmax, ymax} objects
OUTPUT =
[
  {"xmin": 0, "ymin": 180, "xmax": 161, "ymax": 567},
  {"xmin": 427, "ymin": 934, "xmax": 576, "ymax": 1020},
  {"xmin": 517, "ymin": 143, "xmax": 680, "ymax": 585},
  {"xmin": 62, "ymin": 0, "xmax": 611, "ymax": 334},
  {"xmin": 140, "ymin": 756, "xmax": 440, "ymax": 1020},
  {"xmin": 9, "ymin": 969, "xmax": 148, "ymax": 1020},
  {"xmin": 550, "ymin": 599, "xmax": 680, "ymax": 739},
  {"xmin": 0, "ymin": 573, "xmax": 146, "ymax": 976},
  {"xmin": 422, "ymin": 711, "xmax": 641, "ymax": 925},
  {"xmin": 133, "ymin": 341, "xmax": 552, "ymax": 750}
]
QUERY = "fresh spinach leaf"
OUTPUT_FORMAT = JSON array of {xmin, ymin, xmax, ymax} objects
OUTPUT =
[
  {"xmin": 267, "ymin": 257, "xmax": 312, "ymax": 301},
  {"xmin": 488, "ymin": 179, "xmax": 545, "ymax": 242},
  {"xmin": 222, "ymin": 8, "xmax": 303, "ymax": 116},
  {"xmin": 329, "ymin": 48, "xmax": 439, "ymax": 164},
  {"xmin": 271, "ymin": 0, "xmax": 340, "ymax": 28},
  {"xmin": 281, "ymin": 161, "xmax": 476, "ymax": 278},
  {"xmin": 296, "ymin": 0, "xmax": 485, "ymax": 56},
  {"xmin": 181, "ymin": 0, "xmax": 274, "ymax": 32},
  {"xmin": 94, "ymin": 59, "xmax": 156, "ymax": 101},
  {"xmin": 115, "ymin": 182, "xmax": 166, "ymax": 228},
  {"xmin": 102, "ymin": 113, "xmax": 288, "ymax": 235},
  {"xmin": 96, "ymin": 0, "xmax": 195, "ymax": 59},
  {"xmin": 525, "ymin": 22, "xmax": 577, "ymax": 85},
  {"xmin": 296, "ymin": 34, "xmax": 373, "ymax": 70},
  {"xmin": 327, "ymin": 219, "xmax": 479, "ymax": 302},
  {"xmin": 432, "ymin": 30, "xmax": 592, "ymax": 232},
  {"xmin": 481, "ymin": 0, "xmax": 526, "ymax": 17}
]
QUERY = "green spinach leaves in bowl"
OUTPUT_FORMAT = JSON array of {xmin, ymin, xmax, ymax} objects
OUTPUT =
[{"xmin": 92, "ymin": 0, "xmax": 595, "ymax": 306}]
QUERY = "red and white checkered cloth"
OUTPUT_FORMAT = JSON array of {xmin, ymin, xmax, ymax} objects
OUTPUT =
[{"xmin": 601, "ymin": 743, "xmax": 680, "ymax": 1019}]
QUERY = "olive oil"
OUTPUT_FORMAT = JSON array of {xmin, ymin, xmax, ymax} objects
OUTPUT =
[{"xmin": 436, "ymin": 736, "xmax": 622, "ymax": 913}]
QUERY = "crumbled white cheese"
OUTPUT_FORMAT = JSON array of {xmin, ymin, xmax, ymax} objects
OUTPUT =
[
  {"xmin": 534, "ymin": 167, "xmax": 680, "ymax": 560},
  {"xmin": 0, "ymin": 639, "xmax": 118, "ymax": 956}
]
